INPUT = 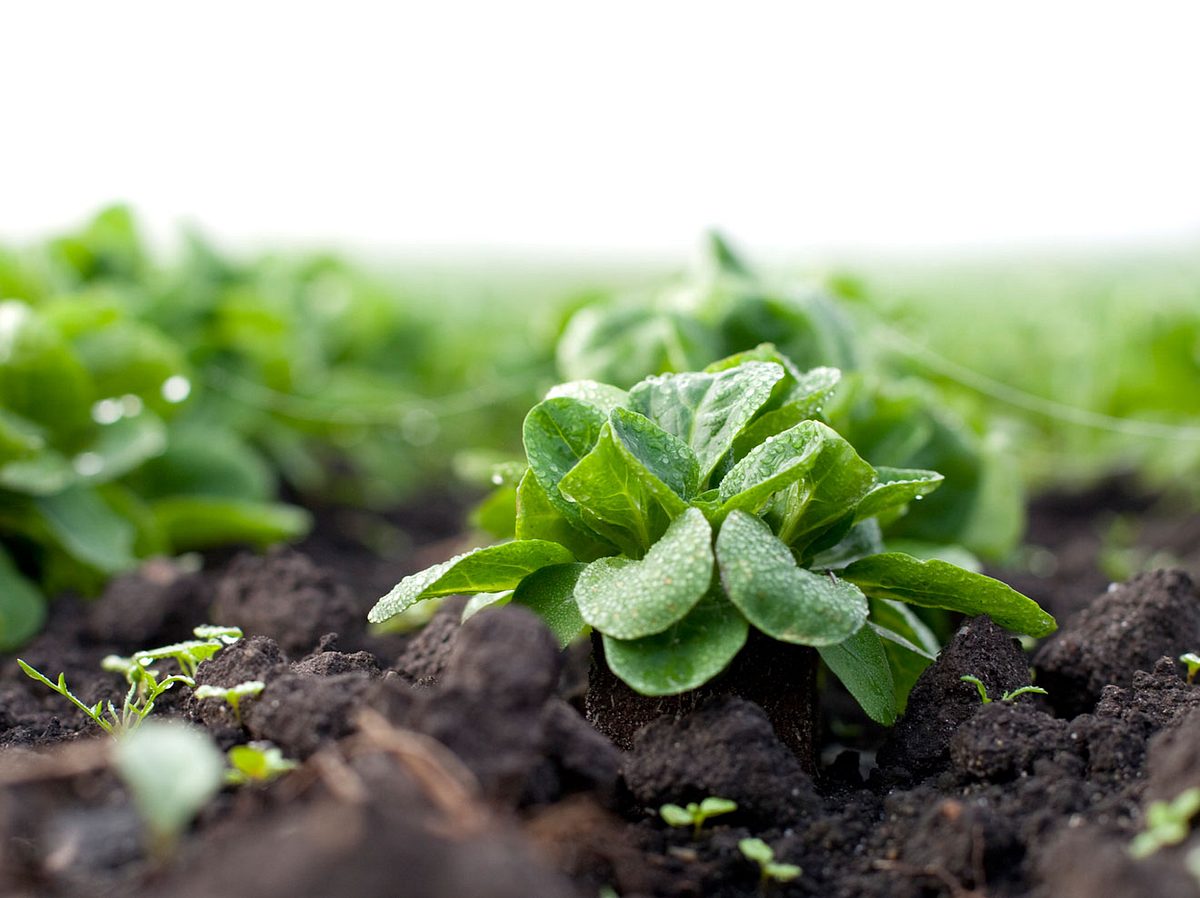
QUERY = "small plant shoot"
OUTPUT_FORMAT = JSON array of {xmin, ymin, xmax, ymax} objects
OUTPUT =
[
  {"xmin": 738, "ymin": 837, "xmax": 801, "ymax": 886},
  {"xmin": 1129, "ymin": 787, "xmax": 1200, "ymax": 859},
  {"xmin": 1180, "ymin": 652, "xmax": 1200, "ymax": 685},
  {"xmin": 659, "ymin": 796, "xmax": 738, "ymax": 837},
  {"xmin": 194, "ymin": 680, "xmax": 266, "ymax": 725},
  {"xmin": 225, "ymin": 742, "xmax": 298, "ymax": 786},
  {"xmin": 17, "ymin": 625, "xmax": 243, "ymax": 736},
  {"xmin": 960, "ymin": 674, "xmax": 1049, "ymax": 704},
  {"xmin": 114, "ymin": 720, "xmax": 225, "ymax": 858},
  {"xmin": 369, "ymin": 349, "xmax": 1056, "ymax": 724}
]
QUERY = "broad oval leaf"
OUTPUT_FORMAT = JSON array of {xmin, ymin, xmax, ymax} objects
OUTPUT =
[
  {"xmin": 575, "ymin": 507, "xmax": 713, "ymax": 639},
  {"xmin": 512, "ymin": 562, "xmax": 588, "ymax": 647},
  {"xmin": 718, "ymin": 420, "xmax": 824, "ymax": 516},
  {"xmin": 523, "ymin": 397, "xmax": 607, "ymax": 525},
  {"xmin": 853, "ymin": 466, "xmax": 944, "ymax": 523},
  {"xmin": 761, "ymin": 421, "xmax": 876, "ymax": 557},
  {"xmin": 839, "ymin": 552, "xmax": 1057, "ymax": 637},
  {"xmin": 716, "ymin": 510, "xmax": 867, "ymax": 646},
  {"xmin": 627, "ymin": 361, "xmax": 784, "ymax": 485},
  {"xmin": 558, "ymin": 412, "xmax": 694, "ymax": 556},
  {"xmin": 515, "ymin": 470, "xmax": 614, "ymax": 560},
  {"xmin": 609, "ymin": 407, "xmax": 700, "ymax": 501},
  {"xmin": 817, "ymin": 624, "xmax": 897, "ymax": 725},
  {"xmin": 368, "ymin": 539, "xmax": 576, "ymax": 624},
  {"xmin": 602, "ymin": 590, "xmax": 749, "ymax": 695}
]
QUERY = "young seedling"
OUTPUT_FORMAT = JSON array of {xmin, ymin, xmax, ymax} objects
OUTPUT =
[
  {"xmin": 959, "ymin": 675, "xmax": 1048, "ymax": 704},
  {"xmin": 194, "ymin": 680, "xmax": 266, "ymax": 726},
  {"xmin": 17, "ymin": 625, "xmax": 243, "ymax": 737},
  {"xmin": 368, "ymin": 350, "xmax": 1056, "ymax": 727},
  {"xmin": 113, "ymin": 720, "xmax": 225, "ymax": 859},
  {"xmin": 738, "ymin": 837, "xmax": 801, "ymax": 887},
  {"xmin": 1180, "ymin": 652, "xmax": 1200, "ymax": 685},
  {"xmin": 1130, "ymin": 787, "xmax": 1200, "ymax": 859},
  {"xmin": 225, "ymin": 742, "xmax": 298, "ymax": 786},
  {"xmin": 659, "ymin": 796, "xmax": 738, "ymax": 838}
]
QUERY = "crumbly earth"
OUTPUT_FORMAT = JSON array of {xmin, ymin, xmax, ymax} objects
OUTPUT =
[{"xmin": 2, "ymin": 542, "xmax": 1200, "ymax": 897}]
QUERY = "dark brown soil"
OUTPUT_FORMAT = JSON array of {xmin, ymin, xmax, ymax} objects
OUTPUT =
[{"xmin": 3, "ymin": 492, "xmax": 1200, "ymax": 898}]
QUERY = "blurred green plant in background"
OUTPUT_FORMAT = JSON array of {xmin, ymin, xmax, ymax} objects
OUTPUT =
[{"xmin": 3, "ymin": 208, "xmax": 1197, "ymax": 650}]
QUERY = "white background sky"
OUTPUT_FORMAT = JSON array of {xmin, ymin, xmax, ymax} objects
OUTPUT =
[{"xmin": 2, "ymin": 2, "xmax": 1199, "ymax": 258}]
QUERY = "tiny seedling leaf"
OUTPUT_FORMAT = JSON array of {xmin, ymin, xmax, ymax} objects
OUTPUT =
[{"xmin": 114, "ymin": 720, "xmax": 224, "ymax": 849}]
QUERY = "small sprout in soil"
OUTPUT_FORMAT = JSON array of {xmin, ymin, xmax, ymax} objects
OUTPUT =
[
  {"xmin": 225, "ymin": 741, "xmax": 297, "ymax": 786},
  {"xmin": 114, "ymin": 719, "xmax": 225, "ymax": 859},
  {"xmin": 659, "ymin": 796, "xmax": 738, "ymax": 837},
  {"xmin": 17, "ymin": 625, "xmax": 243, "ymax": 737},
  {"xmin": 959, "ymin": 674, "xmax": 1048, "ymax": 704},
  {"xmin": 194, "ymin": 680, "xmax": 266, "ymax": 725},
  {"xmin": 738, "ymin": 837, "xmax": 801, "ymax": 887},
  {"xmin": 1129, "ymin": 787, "xmax": 1200, "ymax": 859},
  {"xmin": 1180, "ymin": 652, "xmax": 1200, "ymax": 685}
]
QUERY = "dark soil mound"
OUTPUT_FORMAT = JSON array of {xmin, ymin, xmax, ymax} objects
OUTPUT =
[{"xmin": 4, "ymin": 540, "xmax": 1200, "ymax": 898}]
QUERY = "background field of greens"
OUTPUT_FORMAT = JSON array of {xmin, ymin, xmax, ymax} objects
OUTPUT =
[{"xmin": 1, "ymin": 206, "xmax": 1197, "ymax": 648}]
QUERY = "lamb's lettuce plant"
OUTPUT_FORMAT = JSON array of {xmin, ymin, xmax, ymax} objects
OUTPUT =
[
  {"xmin": 553, "ymin": 233, "xmax": 1024, "ymax": 562},
  {"xmin": 370, "ymin": 350, "xmax": 1056, "ymax": 725}
]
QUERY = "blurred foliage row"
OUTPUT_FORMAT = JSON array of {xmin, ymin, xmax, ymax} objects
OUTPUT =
[
  {"xmin": 0, "ymin": 207, "xmax": 565, "ymax": 647},
  {"xmin": 2, "ymin": 208, "xmax": 1197, "ymax": 648}
]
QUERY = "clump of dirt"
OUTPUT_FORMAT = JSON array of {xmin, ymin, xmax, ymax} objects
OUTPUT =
[
  {"xmin": 1034, "ymin": 568, "xmax": 1200, "ymax": 717},
  {"xmin": 874, "ymin": 615, "xmax": 1032, "ymax": 783},
  {"xmin": 210, "ymin": 547, "xmax": 362, "ymax": 657}
]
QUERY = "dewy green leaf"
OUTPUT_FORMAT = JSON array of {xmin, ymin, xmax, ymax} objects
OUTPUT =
[
  {"xmin": 729, "ymin": 365, "xmax": 843, "ymax": 458},
  {"xmin": 559, "ymin": 412, "xmax": 694, "ymax": 556},
  {"xmin": 602, "ymin": 589, "xmax": 748, "ymax": 696},
  {"xmin": 34, "ymin": 485, "xmax": 137, "ymax": 573},
  {"xmin": 718, "ymin": 420, "xmax": 825, "ymax": 518},
  {"xmin": 368, "ymin": 539, "xmax": 575, "ymax": 623},
  {"xmin": 817, "ymin": 624, "xmax": 897, "ymax": 725},
  {"xmin": 523, "ymin": 397, "xmax": 607, "ymax": 526},
  {"xmin": 514, "ymin": 470, "xmax": 614, "ymax": 560},
  {"xmin": 716, "ymin": 510, "xmax": 867, "ymax": 646},
  {"xmin": 853, "ymin": 466, "xmax": 944, "ymax": 523},
  {"xmin": 763, "ymin": 422, "xmax": 876, "ymax": 557},
  {"xmin": 0, "ymin": 544, "xmax": 45, "ymax": 651},
  {"xmin": 512, "ymin": 562, "xmax": 588, "ymax": 647},
  {"xmin": 545, "ymin": 380, "xmax": 629, "ymax": 415},
  {"xmin": 609, "ymin": 407, "xmax": 700, "ymax": 501},
  {"xmin": 627, "ymin": 361, "xmax": 784, "ymax": 484},
  {"xmin": 840, "ymin": 553, "xmax": 1058, "ymax": 637},
  {"xmin": 575, "ymin": 508, "xmax": 713, "ymax": 639}
]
